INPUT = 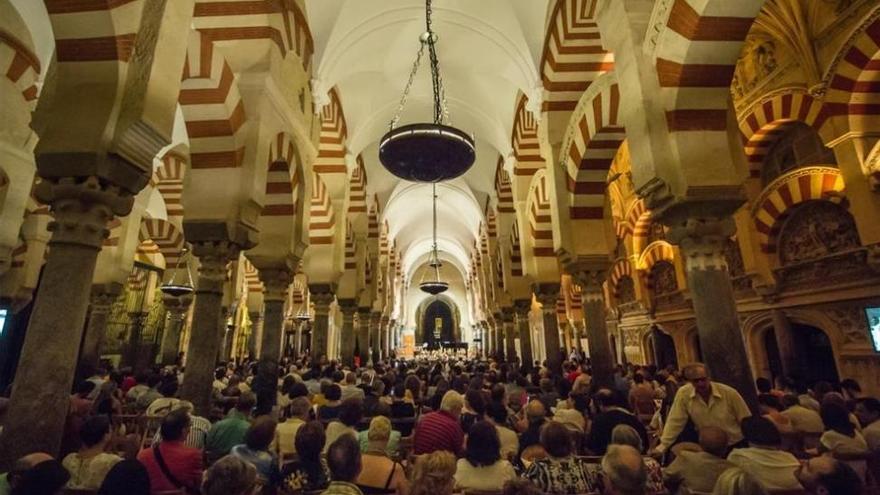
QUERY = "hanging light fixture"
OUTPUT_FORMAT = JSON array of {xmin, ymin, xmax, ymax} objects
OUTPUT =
[
  {"xmin": 160, "ymin": 247, "xmax": 194, "ymax": 297},
  {"xmin": 419, "ymin": 183, "xmax": 449, "ymax": 295},
  {"xmin": 379, "ymin": 0, "xmax": 475, "ymax": 183}
]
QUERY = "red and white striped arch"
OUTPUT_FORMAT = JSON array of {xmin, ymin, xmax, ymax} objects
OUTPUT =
[
  {"xmin": 315, "ymin": 87, "xmax": 348, "ymax": 175},
  {"xmin": 509, "ymin": 221, "xmax": 523, "ymax": 277},
  {"xmin": 626, "ymin": 199, "xmax": 654, "ymax": 256},
  {"xmin": 44, "ymin": 0, "xmax": 139, "ymax": 64},
  {"xmin": 638, "ymin": 241, "xmax": 675, "ymax": 272},
  {"xmin": 379, "ymin": 221, "xmax": 389, "ymax": 257},
  {"xmin": 540, "ymin": 0, "xmax": 613, "ymax": 112},
  {"xmin": 752, "ymin": 167, "xmax": 846, "ymax": 253},
  {"xmin": 367, "ymin": 197, "xmax": 379, "ymax": 240},
  {"xmin": 263, "ymin": 132, "xmax": 301, "ymax": 217},
  {"xmin": 527, "ymin": 173, "xmax": 554, "ymax": 258},
  {"xmin": 139, "ymin": 218, "xmax": 187, "ymax": 267},
  {"xmin": 348, "ymin": 155, "xmax": 367, "ymax": 214},
  {"xmin": 192, "ymin": 0, "xmax": 314, "ymax": 72},
  {"xmin": 607, "ymin": 258, "xmax": 633, "ymax": 300},
  {"xmin": 511, "ymin": 94, "xmax": 544, "ymax": 177},
  {"xmin": 0, "ymin": 28, "xmax": 40, "ymax": 108},
  {"xmin": 179, "ymin": 31, "xmax": 247, "ymax": 170},
  {"xmin": 156, "ymin": 151, "xmax": 187, "ymax": 224},
  {"xmin": 242, "ymin": 258, "xmax": 263, "ymax": 294},
  {"xmin": 652, "ymin": 0, "xmax": 762, "ymax": 133},
  {"xmin": 562, "ymin": 75, "xmax": 624, "ymax": 220},
  {"xmin": 825, "ymin": 17, "xmax": 880, "ymax": 128},
  {"xmin": 738, "ymin": 91, "xmax": 829, "ymax": 179},
  {"xmin": 495, "ymin": 161, "xmax": 515, "ymax": 214},
  {"xmin": 309, "ymin": 171, "xmax": 335, "ymax": 245},
  {"xmin": 487, "ymin": 210, "xmax": 497, "ymax": 240},
  {"xmin": 344, "ymin": 220, "xmax": 356, "ymax": 270}
]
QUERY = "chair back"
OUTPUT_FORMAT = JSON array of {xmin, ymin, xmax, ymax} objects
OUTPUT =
[
  {"xmin": 153, "ymin": 490, "xmax": 185, "ymax": 495},
  {"xmin": 62, "ymin": 489, "xmax": 97, "ymax": 495}
]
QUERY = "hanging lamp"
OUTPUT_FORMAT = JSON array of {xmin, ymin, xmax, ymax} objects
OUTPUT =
[
  {"xmin": 160, "ymin": 247, "xmax": 195, "ymax": 297},
  {"xmin": 419, "ymin": 183, "xmax": 449, "ymax": 295},
  {"xmin": 379, "ymin": 0, "xmax": 475, "ymax": 183}
]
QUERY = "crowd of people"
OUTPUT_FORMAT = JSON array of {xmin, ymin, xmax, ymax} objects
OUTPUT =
[{"xmin": 0, "ymin": 352, "xmax": 876, "ymax": 495}]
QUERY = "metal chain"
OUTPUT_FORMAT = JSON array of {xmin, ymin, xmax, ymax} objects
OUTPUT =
[{"xmin": 389, "ymin": 40, "xmax": 425, "ymax": 130}]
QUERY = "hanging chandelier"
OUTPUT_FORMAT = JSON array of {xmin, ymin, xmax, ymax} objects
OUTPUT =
[
  {"xmin": 419, "ymin": 183, "xmax": 449, "ymax": 295},
  {"xmin": 160, "ymin": 247, "xmax": 195, "ymax": 297},
  {"xmin": 378, "ymin": 0, "xmax": 475, "ymax": 183}
]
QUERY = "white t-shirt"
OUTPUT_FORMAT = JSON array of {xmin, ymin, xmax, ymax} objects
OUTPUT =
[{"xmin": 454, "ymin": 459, "xmax": 517, "ymax": 491}]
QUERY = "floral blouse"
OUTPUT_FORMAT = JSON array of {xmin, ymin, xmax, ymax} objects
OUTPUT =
[
  {"xmin": 523, "ymin": 456, "xmax": 604, "ymax": 495},
  {"xmin": 282, "ymin": 458, "xmax": 331, "ymax": 493}
]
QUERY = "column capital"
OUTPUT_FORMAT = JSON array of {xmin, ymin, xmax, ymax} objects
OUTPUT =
[
  {"xmin": 357, "ymin": 306, "xmax": 372, "ymax": 319},
  {"xmin": 309, "ymin": 283, "xmax": 336, "ymax": 314},
  {"xmin": 36, "ymin": 176, "xmax": 135, "ymax": 249},
  {"xmin": 248, "ymin": 310, "xmax": 263, "ymax": 322},
  {"xmin": 91, "ymin": 282, "xmax": 123, "ymax": 306},
  {"xmin": 531, "ymin": 283, "xmax": 561, "ymax": 309},
  {"xmin": 666, "ymin": 214, "xmax": 736, "ymax": 272},
  {"xmin": 512, "ymin": 298, "xmax": 532, "ymax": 317},
  {"xmin": 565, "ymin": 257, "xmax": 610, "ymax": 291},
  {"xmin": 500, "ymin": 308, "xmax": 515, "ymax": 323},
  {"xmin": 258, "ymin": 267, "xmax": 294, "ymax": 302},
  {"xmin": 370, "ymin": 311, "xmax": 382, "ymax": 325},
  {"xmin": 191, "ymin": 240, "xmax": 241, "ymax": 292},
  {"xmin": 337, "ymin": 298, "xmax": 358, "ymax": 316}
]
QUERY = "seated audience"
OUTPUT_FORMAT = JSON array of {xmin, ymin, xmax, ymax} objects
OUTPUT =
[
  {"xmin": 152, "ymin": 401, "xmax": 211, "ymax": 449},
  {"xmin": 389, "ymin": 382, "xmax": 415, "ymax": 418},
  {"xmin": 726, "ymin": 416, "xmax": 802, "ymax": 491},
  {"xmin": 325, "ymin": 398, "xmax": 363, "ymax": 453},
  {"xmin": 206, "ymin": 391, "xmax": 256, "ymax": 460},
  {"xmin": 501, "ymin": 479, "xmax": 543, "ymax": 495},
  {"xmin": 819, "ymin": 401, "xmax": 868, "ymax": 455},
  {"xmin": 273, "ymin": 396, "xmax": 310, "ymax": 457},
  {"xmin": 757, "ymin": 394, "xmax": 793, "ymax": 435},
  {"xmin": 97, "ymin": 459, "xmax": 151, "ymax": 495},
  {"xmin": 455, "ymin": 420, "xmax": 517, "ymax": 491},
  {"xmin": 318, "ymin": 383, "xmax": 343, "ymax": 420},
  {"xmin": 854, "ymin": 397, "xmax": 880, "ymax": 451},
  {"xmin": 410, "ymin": 451, "xmax": 457, "ymax": 495},
  {"xmin": 629, "ymin": 373, "xmax": 657, "ymax": 417},
  {"xmin": 125, "ymin": 373, "xmax": 151, "ymax": 402},
  {"xmin": 795, "ymin": 453, "xmax": 863, "ymax": 495},
  {"xmin": 586, "ymin": 388, "xmax": 649, "ymax": 455},
  {"xmin": 342, "ymin": 372, "xmax": 366, "ymax": 402},
  {"xmin": 145, "ymin": 377, "xmax": 180, "ymax": 416},
  {"xmin": 137, "ymin": 409, "xmax": 203, "ymax": 495},
  {"xmin": 780, "ymin": 394, "xmax": 825, "ymax": 435},
  {"xmin": 357, "ymin": 415, "xmax": 401, "ymax": 457},
  {"xmin": 609, "ymin": 424, "xmax": 666, "ymax": 494},
  {"xmin": 524, "ymin": 421, "xmax": 603, "ymax": 494},
  {"xmin": 412, "ymin": 390, "xmax": 465, "ymax": 456},
  {"xmin": 487, "ymin": 400, "xmax": 519, "ymax": 459},
  {"xmin": 324, "ymin": 434, "xmax": 364, "ymax": 495},
  {"xmin": 602, "ymin": 444, "xmax": 649, "ymax": 495},
  {"xmin": 62, "ymin": 415, "xmax": 123, "ymax": 490},
  {"xmin": 537, "ymin": 378, "xmax": 560, "ymax": 412},
  {"xmin": 355, "ymin": 416, "xmax": 409, "ymax": 495},
  {"xmin": 663, "ymin": 426, "xmax": 734, "ymax": 495},
  {"xmin": 202, "ymin": 455, "xmax": 258, "ymax": 495},
  {"xmin": 517, "ymin": 399, "xmax": 547, "ymax": 457},
  {"xmin": 230, "ymin": 416, "xmax": 281, "ymax": 488},
  {"xmin": 711, "ymin": 467, "xmax": 768, "ymax": 495},
  {"xmin": 460, "ymin": 388, "xmax": 486, "ymax": 434},
  {"xmin": 282, "ymin": 420, "xmax": 331, "ymax": 493},
  {"xmin": 9, "ymin": 456, "xmax": 70, "ymax": 495}
]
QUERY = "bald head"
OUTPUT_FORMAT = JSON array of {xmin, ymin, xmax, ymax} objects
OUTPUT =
[
  {"xmin": 602, "ymin": 444, "xmax": 647, "ymax": 495},
  {"xmin": 13, "ymin": 452, "xmax": 53, "ymax": 471},
  {"xmin": 699, "ymin": 426, "xmax": 729, "ymax": 458},
  {"xmin": 525, "ymin": 399, "xmax": 546, "ymax": 422}
]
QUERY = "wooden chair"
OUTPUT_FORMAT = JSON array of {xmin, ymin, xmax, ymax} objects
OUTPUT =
[{"xmin": 140, "ymin": 415, "xmax": 163, "ymax": 449}]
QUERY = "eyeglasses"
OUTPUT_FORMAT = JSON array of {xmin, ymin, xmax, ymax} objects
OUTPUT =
[{"xmin": 689, "ymin": 376, "xmax": 709, "ymax": 384}]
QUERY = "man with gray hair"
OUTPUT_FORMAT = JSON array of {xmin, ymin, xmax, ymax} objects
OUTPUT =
[
  {"xmin": 602, "ymin": 444, "xmax": 648, "ymax": 495},
  {"xmin": 412, "ymin": 390, "xmax": 464, "ymax": 456},
  {"xmin": 151, "ymin": 400, "xmax": 211, "ymax": 449},
  {"xmin": 272, "ymin": 396, "xmax": 311, "ymax": 457}
]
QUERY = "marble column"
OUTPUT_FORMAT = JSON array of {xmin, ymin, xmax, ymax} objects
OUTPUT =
[
  {"xmin": 513, "ymin": 299, "xmax": 534, "ymax": 372},
  {"xmin": 771, "ymin": 309, "xmax": 800, "ymax": 380},
  {"xmin": 0, "ymin": 176, "xmax": 134, "ymax": 465},
  {"xmin": 571, "ymin": 320, "xmax": 584, "ymax": 353},
  {"xmin": 247, "ymin": 311, "xmax": 262, "ymax": 359},
  {"xmin": 259, "ymin": 268, "xmax": 293, "ymax": 364},
  {"xmin": 385, "ymin": 319, "xmax": 395, "ymax": 357},
  {"xmin": 569, "ymin": 266, "xmax": 615, "ymax": 388},
  {"xmin": 218, "ymin": 306, "xmax": 232, "ymax": 361},
  {"xmin": 357, "ymin": 307, "xmax": 371, "ymax": 366},
  {"xmin": 560, "ymin": 320, "xmax": 573, "ymax": 354},
  {"xmin": 337, "ymin": 299, "xmax": 358, "ymax": 367},
  {"xmin": 502, "ymin": 310, "xmax": 517, "ymax": 365},
  {"xmin": 79, "ymin": 283, "xmax": 123, "ymax": 370},
  {"xmin": 160, "ymin": 292, "xmax": 193, "ymax": 366},
  {"xmin": 309, "ymin": 284, "xmax": 335, "ymax": 363},
  {"xmin": 370, "ymin": 312, "xmax": 382, "ymax": 364},
  {"xmin": 484, "ymin": 321, "xmax": 494, "ymax": 357},
  {"xmin": 379, "ymin": 316, "xmax": 389, "ymax": 360},
  {"xmin": 533, "ymin": 284, "xmax": 563, "ymax": 376},
  {"xmin": 492, "ymin": 315, "xmax": 505, "ymax": 362},
  {"xmin": 179, "ymin": 241, "xmax": 239, "ymax": 416},
  {"xmin": 668, "ymin": 215, "xmax": 758, "ymax": 412}
]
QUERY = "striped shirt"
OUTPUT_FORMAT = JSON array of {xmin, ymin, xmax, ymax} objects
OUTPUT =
[
  {"xmin": 412, "ymin": 410, "xmax": 463, "ymax": 456},
  {"xmin": 153, "ymin": 414, "xmax": 212, "ymax": 449}
]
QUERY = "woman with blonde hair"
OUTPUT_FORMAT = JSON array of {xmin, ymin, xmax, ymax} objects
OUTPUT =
[
  {"xmin": 410, "ymin": 451, "xmax": 456, "ymax": 495},
  {"xmin": 355, "ymin": 416, "xmax": 409, "ymax": 495},
  {"xmin": 711, "ymin": 467, "xmax": 769, "ymax": 495}
]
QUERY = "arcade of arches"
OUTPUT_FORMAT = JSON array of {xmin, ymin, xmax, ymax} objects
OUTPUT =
[{"xmin": 1, "ymin": 0, "xmax": 880, "ymax": 465}]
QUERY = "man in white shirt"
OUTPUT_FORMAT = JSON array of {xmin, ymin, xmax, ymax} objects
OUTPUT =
[
  {"xmin": 727, "ymin": 416, "xmax": 803, "ymax": 491},
  {"xmin": 780, "ymin": 394, "xmax": 825, "ymax": 434},
  {"xmin": 340, "ymin": 371, "xmax": 365, "ymax": 402},
  {"xmin": 653, "ymin": 363, "xmax": 751, "ymax": 456},
  {"xmin": 855, "ymin": 398, "xmax": 880, "ymax": 451}
]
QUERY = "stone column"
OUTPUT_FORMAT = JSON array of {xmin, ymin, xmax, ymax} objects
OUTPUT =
[
  {"xmin": 533, "ymin": 284, "xmax": 563, "ymax": 376},
  {"xmin": 219, "ymin": 306, "xmax": 232, "ymax": 361},
  {"xmin": 160, "ymin": 292, "xmax": 193, "ymax": 366},
  {"xmin": 513, "ymin": 299, "xmax": 533, "ymax": 372},
  {"xmin": 379, "ymin": 316, "xmax": 390, "ymax": 360},
  {"xmin": 79, "ymin": 283, "xmax": 122, "ymax": 370},
  {"xmin": 309, "ymin": 284, "xmax": 335, "ymax": 363},
  {"xmin": 179, "ymin": 241, "xmax": 239, "ymax": 416},
  {"xmin": 385, "ymin": 318, "xmax": 395, "ymax": 357},
  {"xmin": 356, "ymin": 307, "xmax": 371, "ymax": 366},
  {"xmin": 258, "ymin": 268, "xmax": 293, "ymax": 364},
  {"xmin": 247, "ymin": 311, "xmax": 262, "ymax": 359},
  {"xmin": 668, "ymin": 215, "xmax": 759, "ymax": 412},
  {"xmin": 0, "ymin": 177, "xmax": 134, "ymax": 466},
  {"xmin": 370, "ymin": 312, "xmax": 382, "ymax": 364},
  {"xmin": 571, "ymin": 320, "xmax": 584, "ymax": 353},
  {"xmin": 492, "ymin": 315, "xmax": 505, "ymax": 362},
  {"xmin": 337, "ymin": 299, "xmax": 358, "ymax": 367},
  {"xmin": 502, "ymin": 310, "xmax": 517, "ymax": 365},
  {"xmin": 560, "ymin": 320, "xmax": 573, "ymax": 355},
  {"xmin": 771, "ymin": 309, "xmax": 800, "ymax": 380},
  {"xmin": 569, "ymin": 266, "xmax": 615, "ymax": 388}
]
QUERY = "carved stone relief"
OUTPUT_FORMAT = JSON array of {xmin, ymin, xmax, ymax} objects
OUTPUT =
[
  {"xmin": 647, "ymin": 222, "xmax": 667, "ymax": 245},
  {"xmin": 650, "ymin": 261, "xmax": 678, "ymax": 297},
  {"xmin": 724, "ymin": 238, "xmax": 754, "ymax": 292},
  {"xmin": 617, "ymin": 276, "xmax": 636, "ymax": 305},
  {"xmin": 778, "ymin": 201, "xmax": 861, "ymax": 265},
  {"xmin": 825, "ymin": 304, "xmax": 870, "ymax": 345}
]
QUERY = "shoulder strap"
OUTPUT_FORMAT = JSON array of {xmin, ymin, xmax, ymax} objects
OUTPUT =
[
  {"xmin": 153, "ymin": 444, "xmax": 199, "ymax": 495},
  {"xmin": 384, "ymin": 462, "xmax": 400, "ymax": 489}
]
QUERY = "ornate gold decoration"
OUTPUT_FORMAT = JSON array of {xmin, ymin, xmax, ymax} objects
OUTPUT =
[{"xmin": 778, "ymin": 201, "xmax": 860, "ymax": 265}]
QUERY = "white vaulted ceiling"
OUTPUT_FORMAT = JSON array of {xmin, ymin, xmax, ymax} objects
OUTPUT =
[{"xmin": 306, "ymin": 0, "xmax": 550, "ymax": 278}]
